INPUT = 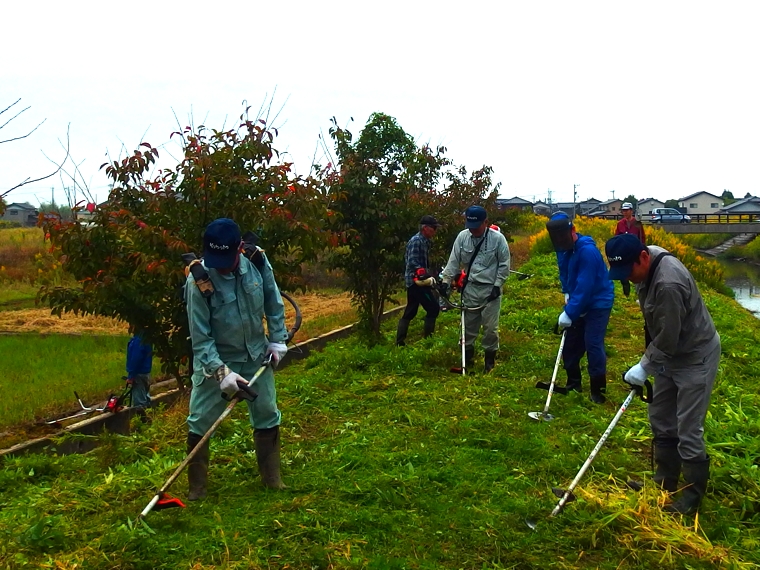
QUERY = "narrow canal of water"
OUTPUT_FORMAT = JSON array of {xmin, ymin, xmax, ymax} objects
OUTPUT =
[{"xmin": 718, "ymin": 258, "xmax": 760, "ymax": 317}]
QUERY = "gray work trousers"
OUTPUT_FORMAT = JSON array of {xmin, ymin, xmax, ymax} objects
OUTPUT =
[
  {"xmin": 648, "ymin": 333, "xmax": 720, "ymax": 461},
  {"xmin": 462, "ymin": 283, "xmax": 501, "ymax": 352}
]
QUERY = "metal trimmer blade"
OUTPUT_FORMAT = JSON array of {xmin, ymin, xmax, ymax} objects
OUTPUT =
[
  {"xmin": 525, "ymin": 517, "xmax": 538, "ymax": 531},
  {"xmin": 528, "ymin": 411, "xmax": 555, "ymax": 422}
]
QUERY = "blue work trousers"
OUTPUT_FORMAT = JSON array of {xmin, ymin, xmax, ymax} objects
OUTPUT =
[{"xmin": 562, "ymin": 308, "xmax": 611, "ymax": 379}]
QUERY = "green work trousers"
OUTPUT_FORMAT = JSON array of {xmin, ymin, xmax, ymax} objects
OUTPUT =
[{"xmin": 187, "ymin": 355, "xmax": 280, "ymax": 437}]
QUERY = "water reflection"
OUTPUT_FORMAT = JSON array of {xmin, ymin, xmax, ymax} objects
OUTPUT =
[{"xmin": 720, "ymin": 259, "xmax": 760, "ymax": 317}]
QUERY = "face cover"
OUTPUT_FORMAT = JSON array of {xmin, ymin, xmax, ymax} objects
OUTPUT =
[{"xmin": 546, "ymin": 218, "xmax": 574, "ymax": 252}]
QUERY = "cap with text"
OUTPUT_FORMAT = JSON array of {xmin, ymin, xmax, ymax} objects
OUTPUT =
[
  {"xmin": 203, "ymin": 218, "xmax": 242, "ymax": 269},
  {"xmin": 605, "ymin": 234, "xmax": 647, "ymax": 281},
  {"xmin": 464, "ymin": 205, "xmax": 487, "ymax": 229}
]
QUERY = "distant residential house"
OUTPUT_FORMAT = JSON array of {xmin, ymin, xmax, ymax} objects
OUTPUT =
[
  {"xmin": 552, "ymin": 202, "xmax": 578, "ymax": 218},
  {"xmin": 678, "ymin": 191, "xmax": 724, "ymax": 215},
  {"xmin": 586, "ymin": 199, "xmax": 623, "ymax": 217},
  {"xmin": 1, "ymin": 202, "xmax": 38, "ymax": 226},
  {"xmin": 532, "ymin": 200, "xmax": 552, "ymax": 216},
  {"xmin": 637, "ymin": 198, "xmax": 665, "ymax": 216},
  {"xmin": 578, "ymin": 198, "xmax": 601, "ymax": 215},
  {"xmin": 717, "ymin": 196, "xmax": 760, "ymax": 214},
  {"xmin": 495, "ymin": 197, "xmax": 533, "ymax": 211}
]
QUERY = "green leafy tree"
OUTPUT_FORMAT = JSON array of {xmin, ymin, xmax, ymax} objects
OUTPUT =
[
  {"xmin": 41, "ymin": 108, "xmax": 328, "ymax": 385},
  {"xmin": 721, "ymin": 189, "xmax": 736, "ymax": 206},
  {"xmin": 426, "ymin": 165, "xmax": 499, "ymax": 269},
  {"xmin": 664, "ymin": 199, "xmax": 680, "ymax": 209},
  {"xmin": 327, "ymin": 113, "xmax": 448, "ymax": 340},
  {"xmin": 326, "ymin": 113, "xmax": 500, "ymax": 341}
]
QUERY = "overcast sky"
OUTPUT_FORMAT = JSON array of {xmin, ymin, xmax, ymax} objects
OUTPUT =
[{"xmin": 2, "ymin": 1, "xmax": 759, "ymax": 208}]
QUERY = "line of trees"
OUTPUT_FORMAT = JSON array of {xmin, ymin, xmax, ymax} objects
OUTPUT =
[{"xmin": 39, "ymin": 108, "xmax": 499, "ymax": 383}]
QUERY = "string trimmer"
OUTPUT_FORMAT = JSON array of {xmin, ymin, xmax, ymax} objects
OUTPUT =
[
  {"xmin": 525, "ymin": 376, "xmax": 653, "ymax": 530},
  {"xmin": 527, "ymin": 329, "xmax": 566, "ymax": 422},
  {"xmin": 138, "ymin": 357, "xmax": 272, "ymax": 519}
]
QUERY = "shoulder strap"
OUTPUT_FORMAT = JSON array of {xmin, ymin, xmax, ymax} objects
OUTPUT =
[
  {"xmin": 644, "ymin": 252, "xmax": 674, "ymax": 292},
  {"xmin": 463, "ymin": 232, "xmax": 488, "ymax": 290}
]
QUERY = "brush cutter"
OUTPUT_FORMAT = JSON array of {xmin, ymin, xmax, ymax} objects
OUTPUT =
[
  {"xmin": 535, "ymin": 325, "xmax": 570, "ymax": 396},
  {"xmin": 528, "ymin": 330, "xmax": 566, "ymax": 422},
  {"xmin": 525, "ymin": 376, "xmax": 653, "ymax": 530},
  {"xmin": 44, "ymin": 377, "xmax": 134, "ymax": 426},
  {"xmin": 138, "ymin": 357, "xmax": 272, "ymax": 519},
  {"xmin": 437, "ymin": 285, "xmax": 490, "ymax": 375}
]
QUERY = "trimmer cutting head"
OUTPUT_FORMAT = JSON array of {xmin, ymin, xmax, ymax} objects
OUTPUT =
[{"xmin": 528, "ymin": 411, "xmax": 555, "ymax": 422}]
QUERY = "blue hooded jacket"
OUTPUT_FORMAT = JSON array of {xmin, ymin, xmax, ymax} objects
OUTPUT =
[
  {"xmin": 557, "ymin": 234, "xmax": 614, "ymax": 321},
  {"xmin": 126, "ymin": 335, "xmax": 153, "ymax": 377}
]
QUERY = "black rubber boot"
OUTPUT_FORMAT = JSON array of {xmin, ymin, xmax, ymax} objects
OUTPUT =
[
  {"xmin": 484, "ymin": 350, "xmax": 497, "ymax": 373},
  {"xmin": 396, "ymin": 318, "xmax": 410, "ymax": 346},
  {"xmin": 589, "ymin": 374, "xmax": 607, "ymax": 404},
  {"xmin": 254, "ymin": 426, "xmax": 286, "ymax": 490},
  {"xmin": 653, "ymin": 438, "xmax": 681, "ymax": 492},
  {"xmin": 187, "ymin": 432, "xmax": 209, "ymax": 501},
  {"xmin": 665, "ymin": 456, "xmax": 710, "ymax": 515},
  {"xmin": 564, "ymin": 362, "xmax": 582, "ymax": 392},
  {"xmin": 423, "ymin": 317, "xmax": 436, "ymax": 338}
]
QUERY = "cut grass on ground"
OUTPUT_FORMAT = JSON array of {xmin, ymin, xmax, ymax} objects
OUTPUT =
[{"xmin": 0, "ymin": 252, "xmax": 758, "ymax": 568}]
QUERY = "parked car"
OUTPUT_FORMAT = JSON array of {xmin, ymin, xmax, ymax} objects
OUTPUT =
[{"xmin": 650, "ymin": 208, "xmax": 691, "ymax": 223}]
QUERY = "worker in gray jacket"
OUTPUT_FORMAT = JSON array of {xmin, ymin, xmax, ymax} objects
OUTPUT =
[
  {"xmin": 441, "ymin": 205, "xmax": 510, "ymax": 372},
  {"xmin": 606, "ymin": 234, "xmax": 720, "ymax": 515}
]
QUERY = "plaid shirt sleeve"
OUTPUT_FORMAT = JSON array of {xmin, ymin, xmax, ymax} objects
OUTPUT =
[{"xmin": 405, "ymin": 234, "xmax": 429, "ymax": 287}]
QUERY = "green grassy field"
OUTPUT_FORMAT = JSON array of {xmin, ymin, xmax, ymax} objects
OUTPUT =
[
  {"xmin": 0, "ymin": 334, "xmax": 158, "ymax": 428},
  {"xmin": 0, "ymin": 252, "xmax": 758, "ymax": 568}
]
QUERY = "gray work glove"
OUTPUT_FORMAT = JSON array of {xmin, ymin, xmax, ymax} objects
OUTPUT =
[
  {"xmin": 266, "ymin": 342, "xmax": 288, "ymax": 368},
  {"xmin": 220, "ymin": 370, "xmax": 246, "ymax": 397}
]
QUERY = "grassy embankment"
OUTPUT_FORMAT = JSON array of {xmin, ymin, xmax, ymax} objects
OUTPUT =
[{"xmin": 0, "ymin": 222, "xmax": 757, "ymax": 568}]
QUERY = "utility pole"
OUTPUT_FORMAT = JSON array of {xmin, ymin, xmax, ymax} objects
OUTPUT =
[
  {"xmin": 573, "ymin": 183, "xmax": 580, "ymax": 219},
  {"xmin": 611, "ymin": 189, "xmax": 616, "ymax": 199},
  {"xmin": 547, "ymin": 188, "xmax": 553, "ymax": 205}
]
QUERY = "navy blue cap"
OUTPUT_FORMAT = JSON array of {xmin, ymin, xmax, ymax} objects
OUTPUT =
[
  {"xmin": 605, "ymin": 234, "xmax": 647, "ymax": 281},
  {"xmin": 203, "ymin": 218, "xmax": 242, "ymax": 269},
  {"xmin": 465, "ymin": 205, "xmax": 487, "ymax": 229}
]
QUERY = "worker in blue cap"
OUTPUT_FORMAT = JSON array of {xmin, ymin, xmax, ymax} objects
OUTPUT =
[
  {"xmin": 606, "ymin": 233, "xmax": 720, "ymax": 515},
  {"xmin": 441, "ymin": 205, "xmax": 510, "ymax": 373},
  {"xmin": 184, "ymin": 218, "xmax": 289, "ymax": 500}
]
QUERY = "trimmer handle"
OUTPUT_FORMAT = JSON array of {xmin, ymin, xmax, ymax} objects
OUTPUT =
[
  {"xmin": 621, "ymin": 374, "xmax": 653, "ymax": 403},
  {"xmin": 221, "ymin": 380, "xmax": 259, "ymax": 402}
]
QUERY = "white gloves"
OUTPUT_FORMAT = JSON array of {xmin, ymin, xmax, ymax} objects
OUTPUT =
[
  {"xmin": 414, "ymin": 277, "xmax": 436, "ymax": 287},
  {"xmin": 266, "ymin": 342, "xmax": 288, "ymax": 368},
  {"xmin": 564, "ymin": 293, "xmax": 569, "ymax": 304},
  {"xmin": 220, "ymin": 370, "xmax": 246, "ymax": 397},
  {"xmin": 624, "ymin": 363, "xmax": 648, "ymax": 386},
  {"xmin": 558, "ymin": 311, "xmax": 572, "ymax": 330}
]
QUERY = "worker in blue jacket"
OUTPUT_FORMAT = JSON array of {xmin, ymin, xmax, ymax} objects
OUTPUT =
[
  {"xmin": 546, "ymin": 212, "xmax": 614, "ymax": 403},
  {"xmin": 126, "ymin": 334, "xmax": 153, "ymax": 410}
]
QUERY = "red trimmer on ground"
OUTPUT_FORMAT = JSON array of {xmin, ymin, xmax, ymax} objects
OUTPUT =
[{"xmin": 525, "ymin": 376, "xmax": 653, "ymax": 530}]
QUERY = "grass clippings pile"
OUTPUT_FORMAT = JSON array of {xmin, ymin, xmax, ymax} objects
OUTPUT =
[{"xmin": 0, "ymin": 253, "xmax": 758, "ymax": 569}]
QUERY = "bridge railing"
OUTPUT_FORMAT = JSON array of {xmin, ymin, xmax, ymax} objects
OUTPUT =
[{"xmin": 586, "ymin": 213, "xmax": 760, "ymax": 224}]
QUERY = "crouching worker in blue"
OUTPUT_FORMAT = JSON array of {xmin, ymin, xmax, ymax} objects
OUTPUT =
[
  {"xmin": 126, "ymin": 333, "xmax": 152, "ymax": 411},
  {"xmin": 546, "ymin": 213, "xmax": 614, "ymax": 404},
  {"xmin": 185, "ymin": 218, "xmax": 289, "ymax": 500}
]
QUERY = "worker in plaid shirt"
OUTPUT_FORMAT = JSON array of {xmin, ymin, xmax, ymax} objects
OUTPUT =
[{"xmin": 396, "ymin": 215, "xmax": 441, "ymax": 346}]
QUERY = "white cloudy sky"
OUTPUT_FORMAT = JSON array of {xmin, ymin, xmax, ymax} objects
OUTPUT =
[{"xmin": 2, "ymin": 1, "xmax": 758, "ymax": 207}]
